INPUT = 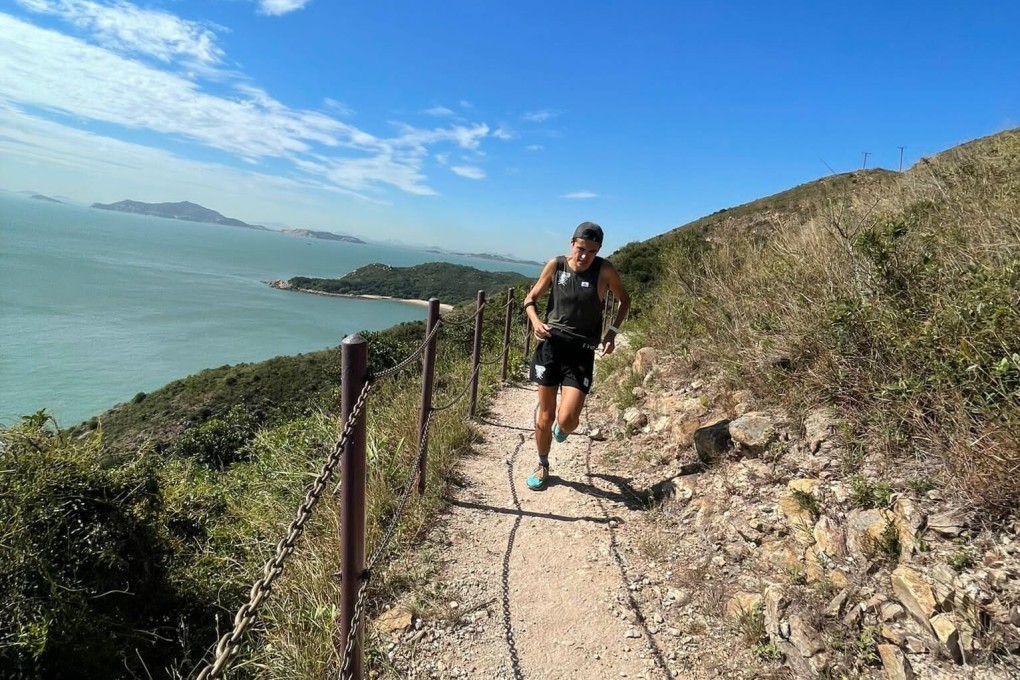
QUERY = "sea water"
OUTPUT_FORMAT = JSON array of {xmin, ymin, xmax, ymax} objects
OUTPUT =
[{"xmin": 0, "ymin": 195, "xmax": 540, "ymax": 426}]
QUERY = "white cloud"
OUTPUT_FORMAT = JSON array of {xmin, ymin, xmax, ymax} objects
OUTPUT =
[
  {"xmin": 425, "ymin": 105, "xmax": 456, "ymax": 117},
  {"xmin": 0, "ymin": 14, "xmax": 496, "ymax": 197},
  {"xmin": 523, "ymin": 110, "xmax": 558, "ymax": 123},
  {"xmin": 492, "ymin": 127, "xmax": 514, "ymax": 140},
  {"xmin": 15, "ymin": 0, "xmax": 224, "ymax": 66},
  {"xmin": 323, "ymin": 98, "xmax": 353, "ymax": 116},
  {"xmin": 451, "ymin": 166, "xmax": 486, "ymax": 180},
  {"xmin": 257, "ymin": 0, "xmax": 312, "ymax": 16},
  {"xmin": 459, "ymin": 100, "xmax": 473, "ymax": 109},
  {"xmin": 525, "ymin": 144, "xmax": 544, "ymax": 152},
  {"xmin": 562, "ymin": 191, "xmax": 598, "ymax": 199}
]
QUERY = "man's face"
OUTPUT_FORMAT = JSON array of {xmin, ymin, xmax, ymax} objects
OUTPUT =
[{"xmin": 570, "ymin": 238, "xmax": 601, "ymax": 271}]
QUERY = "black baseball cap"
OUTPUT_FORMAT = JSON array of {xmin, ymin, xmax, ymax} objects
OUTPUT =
[{"xmin": 572, "ymin": 221, "xmax": 604, "ymax": 244}]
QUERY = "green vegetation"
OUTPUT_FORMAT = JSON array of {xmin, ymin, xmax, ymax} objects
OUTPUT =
[
  {"xmin": 848, "ymin": 475, "xmax": 894, "ymax": 510},
  {"xmin": 289, "ymin": 261, "xmax": 533, "ymax": 305},
  {"xmin": 630, "ymin": 128, "xmax": 1020, "ymax": 514},
  {"xmin": 1, "ymin": 296, "xmax": 526, "ymax": 677}
]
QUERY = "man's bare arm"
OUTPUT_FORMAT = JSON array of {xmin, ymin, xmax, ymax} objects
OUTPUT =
[
  {"xmin": 600, "ymin": 261, "xmax": 631, "ymax": 353},
  {"xmin": 523, "ymin": 258, "xmax": 557, "ymax": 340}
]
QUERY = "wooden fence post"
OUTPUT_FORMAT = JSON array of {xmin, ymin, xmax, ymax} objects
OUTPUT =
[
  {"xmin": 417, "ymin": 298, "xmax": 440, "ymax": 494},
  {"xmin": 500, "ymin": 287, "xmax": 514, "ymax": 381},
  {"xmin": 468, "ymin": 290, "xmax": 485, "ymax": 417},
  {"xmin": 339, "ymin": 334, "xmax": 368, "ymax": 680}
]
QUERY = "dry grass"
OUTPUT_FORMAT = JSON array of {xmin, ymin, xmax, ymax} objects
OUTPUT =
[{"xmin": 639, "ymin": 128, "xmax": 1020, "ymax": 515}]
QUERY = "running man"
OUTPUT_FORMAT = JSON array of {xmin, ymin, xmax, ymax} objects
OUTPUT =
[{"xmin": 521, "ymin": 221, "xmax": 631, "ymax": 490}]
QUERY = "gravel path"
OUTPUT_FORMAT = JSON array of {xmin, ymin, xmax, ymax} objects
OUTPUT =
[{"xmin": 382, "ymin": 382, "xmax": 679, "ymax": 679}]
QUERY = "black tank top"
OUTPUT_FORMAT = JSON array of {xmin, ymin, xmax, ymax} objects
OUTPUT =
[{"xmin": 545, "ymin": 255, "xmax": 604, "ymax": 346}]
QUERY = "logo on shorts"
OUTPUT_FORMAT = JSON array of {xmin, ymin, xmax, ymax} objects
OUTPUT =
[
  {"xmin": 535, "ymin": 366, "xmax": 546, "ymax": 379},
  {"xmin": 557, "ymin": 271, "xmax": 570, "ymax": 286},
  {"xmin": 583, "ymin": 377, "xmax": 590, "ymax": 387}
]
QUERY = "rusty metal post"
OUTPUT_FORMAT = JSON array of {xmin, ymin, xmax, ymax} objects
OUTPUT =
[
  {"xmin": 339, "ymin": 334, "xmax": 368, "ymax": 680},
  {"xmin": 468, "ymin": 290, "xmax": 485, "ymax": 417},
  {"xmin": 417, "ymin": 298, "xmax": 440, "ymax": 494},
  {"xmin": 500, "ymin": 287, "xmax": 514, "ymax": 381}
]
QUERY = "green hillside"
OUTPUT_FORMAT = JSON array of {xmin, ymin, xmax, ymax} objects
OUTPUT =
[{"xmin": 287, "ymin": 261, "xmax": 533, "ymax": 304}]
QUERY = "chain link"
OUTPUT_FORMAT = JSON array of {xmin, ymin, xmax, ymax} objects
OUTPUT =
[
  {"xmin": 430, "ymin": 362, "xmax": 483, "ymax": 412},
  {"xmin": 436, "ymin": 300, "xmax": 485, "ymax": 327},
  {"xmin": 501, "ymin": 434, "xmax": 527, "ymax": 680},
  {"xmin": 372, "ymin": 318, "xmax": 443, "ymax": 381},
  {"xmin": 336, "ymin": 409, "xmax": 433, "ymax": 678},
  {"xmin": 194, "ymin": 379, "xmax": 373, "ymax": 680},
  {"xmin": 338, "ymin": 573, "xmax": 371, "ymax": 680}
]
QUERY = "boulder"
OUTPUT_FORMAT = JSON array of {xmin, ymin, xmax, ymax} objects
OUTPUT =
[
  {"xmin": 728, "ymin": 412, "xmax": 776, "ymax": 454},
  {"xmin": 877, "ymin": 643, "xmax": 915, "ymax": 680},
  {"xmin": 693, "ymin": 419, "xmax": 732, "ymax": 464},
  {"xmin": 891, "ymin": 565, "xmax": 936, "ymax": 631}
]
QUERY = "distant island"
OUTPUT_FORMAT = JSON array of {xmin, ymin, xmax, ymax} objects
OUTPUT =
[
  {"xmin": 268, "ymin": 261, "xmax": 533, "ymax": 306},
  {"xmin": 425, "ymin": 247, "xmax": 543, "ymax": 267},
  {"xmin": 30, "ymin": 194, "xmax": 62, "ymax": 203},
  {"xmin": 280, "ymin": 228, "xmax": 365, "ymax": 244},
  {"xmin": 91, "ymin": 200, "xmax": 269, "ymax": 231}
]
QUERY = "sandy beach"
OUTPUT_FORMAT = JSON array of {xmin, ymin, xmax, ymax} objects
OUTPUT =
[{"xmin": 266, "ymin": 280, "xmax": 455, "ymax": 312}]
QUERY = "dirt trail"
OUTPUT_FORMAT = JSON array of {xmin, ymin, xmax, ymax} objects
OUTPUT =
[{"xmin": 387, "ymin": 381, "xmax": 680, "ymax": 679}]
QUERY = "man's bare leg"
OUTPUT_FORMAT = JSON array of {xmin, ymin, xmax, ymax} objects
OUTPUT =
[
  {"xmin": 556, "ymin": 386, "xmax": 588, "ymax": 435},
  {"xmin": 535, "ymin": 385, "xmax": 559, "ymax": 456}
]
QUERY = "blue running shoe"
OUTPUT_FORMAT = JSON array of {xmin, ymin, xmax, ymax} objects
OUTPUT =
[
  {"xmin": 552, "ymin": 422, "xmax": 568, "ymax": 443},
  {"xmin": 526, "ymin": 465, "xmax": 549, "ymax": 490}
]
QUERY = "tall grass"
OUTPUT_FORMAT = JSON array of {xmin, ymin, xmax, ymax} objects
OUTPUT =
[
  {"xmin": 643, "ymin": 129, "xmax": 1020, "ymax": 513},
  {"xmin": 1, "ymin": 294, "xmax": 530, "ymax": 678}
]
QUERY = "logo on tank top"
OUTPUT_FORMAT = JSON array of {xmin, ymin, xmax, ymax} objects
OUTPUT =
[{"xmin": 557, "ymin": 271, "xmax": 570, "ymax": 286}]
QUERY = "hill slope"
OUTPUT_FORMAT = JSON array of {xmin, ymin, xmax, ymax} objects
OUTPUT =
[{"xmin": 92, "ymin": 199, "xmax": 269, "ymax": 230}]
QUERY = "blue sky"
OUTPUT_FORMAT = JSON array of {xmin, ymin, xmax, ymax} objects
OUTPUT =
[{"xmin": 2, "ymin": 1, "xmax": 1017, "ymax": 260}]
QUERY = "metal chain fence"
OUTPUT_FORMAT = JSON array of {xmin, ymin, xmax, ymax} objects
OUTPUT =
[{"xmin": 195, "ymin": 379, "xmax": 373, "ymax": 680}]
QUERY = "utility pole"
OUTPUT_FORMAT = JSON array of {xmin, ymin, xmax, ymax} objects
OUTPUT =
[
  {"xmin": 861, "ymin": 152, "xmax": 871, "ymax": 170},
  {"xmin": 898, "ymin": 146, "xmax": 906, "ymax": 172}
]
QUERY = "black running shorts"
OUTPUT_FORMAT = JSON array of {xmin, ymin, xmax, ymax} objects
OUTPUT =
[{"xmin": 529, "ymin": 336, "xmax": 596, "ymax": 394}]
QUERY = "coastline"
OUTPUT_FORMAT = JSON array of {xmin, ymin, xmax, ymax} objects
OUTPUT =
[{"xmin": 266, "ymin": 280, "xmax": 455, "ymax": 312}]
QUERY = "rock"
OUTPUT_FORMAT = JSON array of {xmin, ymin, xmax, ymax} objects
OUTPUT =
[
  {"xmin": 803, "ymin": 408, "xmax": 836, "ymax": 453},
  {"xmin": 374, "ymin": 607, "xmax": 414, "ymax": 634},
  {"xmin": 728, "ymin": 412, "xmax": 776, "ymax": 454},
  {"xmin": 929, "ymin": 564, "xmax": 957, "ymax": 610},
  {"xmin": 779, "ymin": 494, "xmax": 816, "ymax": 542},
  {"xmin": 880, "ymin": 603, "xmax": 905, "ymax": 622},
  {"xmin": 877, "ymin": 643, "xmax": 915, "ymax": 680},
  {"xmin": 813, "ymin": 516, "xmax": 847, "ymax": 560},
  {"xmin": 693, "ymin": 419, "xmax": 732, "ymax": 464},
  {"xmin": 588, "ymin": 427, "xmax": 608, "ymax": 441},
  {"xmin": 762, "ymin": 586, "xmax": 788, "ymax": 640},
  {"xmin": 825, "ymin": 588, "xmax": 851, "ymax": 618},
  {"xmin": 930, "ymin": 613, "xmax": 963, "ymax": 663},
  {"xmin": 725, "ymin": 592, "xmax": 763, "ymax": 620},
  {"xmin": 762, "ymin": 540, "xmax": 803, "ymax": 573},
  {"xmin": 670, "ymin": 415, "xmax": 701, "ymax": 447},
  {"xmin": 892, "ymin": 496, "xmax": 925, "ymax": 558},
  {"xmin": 846, "ymin": 509, "xmax": 894, "ymax": 560},
  {"xmin": 788, "ymin": 614, "xmax": 824, "ymax": 657},
  {"xmin": 891, "ymin": 566, "xmax": 936, "ymax": 631},
  {"xmin": 632, "ymin": 347, "xmax": 657, "ymax": 378},
  {"xmin": 623, "ymin": 407, "xmax": 648, "ymax": 429},
  {"xmin": 928, "ymin": 508, "xmax": 969, "ymax": 538},
  {"xmin": 680, "ymin": 397, "xmax": 708, "ymax": 418},
  {"xmin": 649, "ymin": 476, "xmax": 696, "ymax": 504}
]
